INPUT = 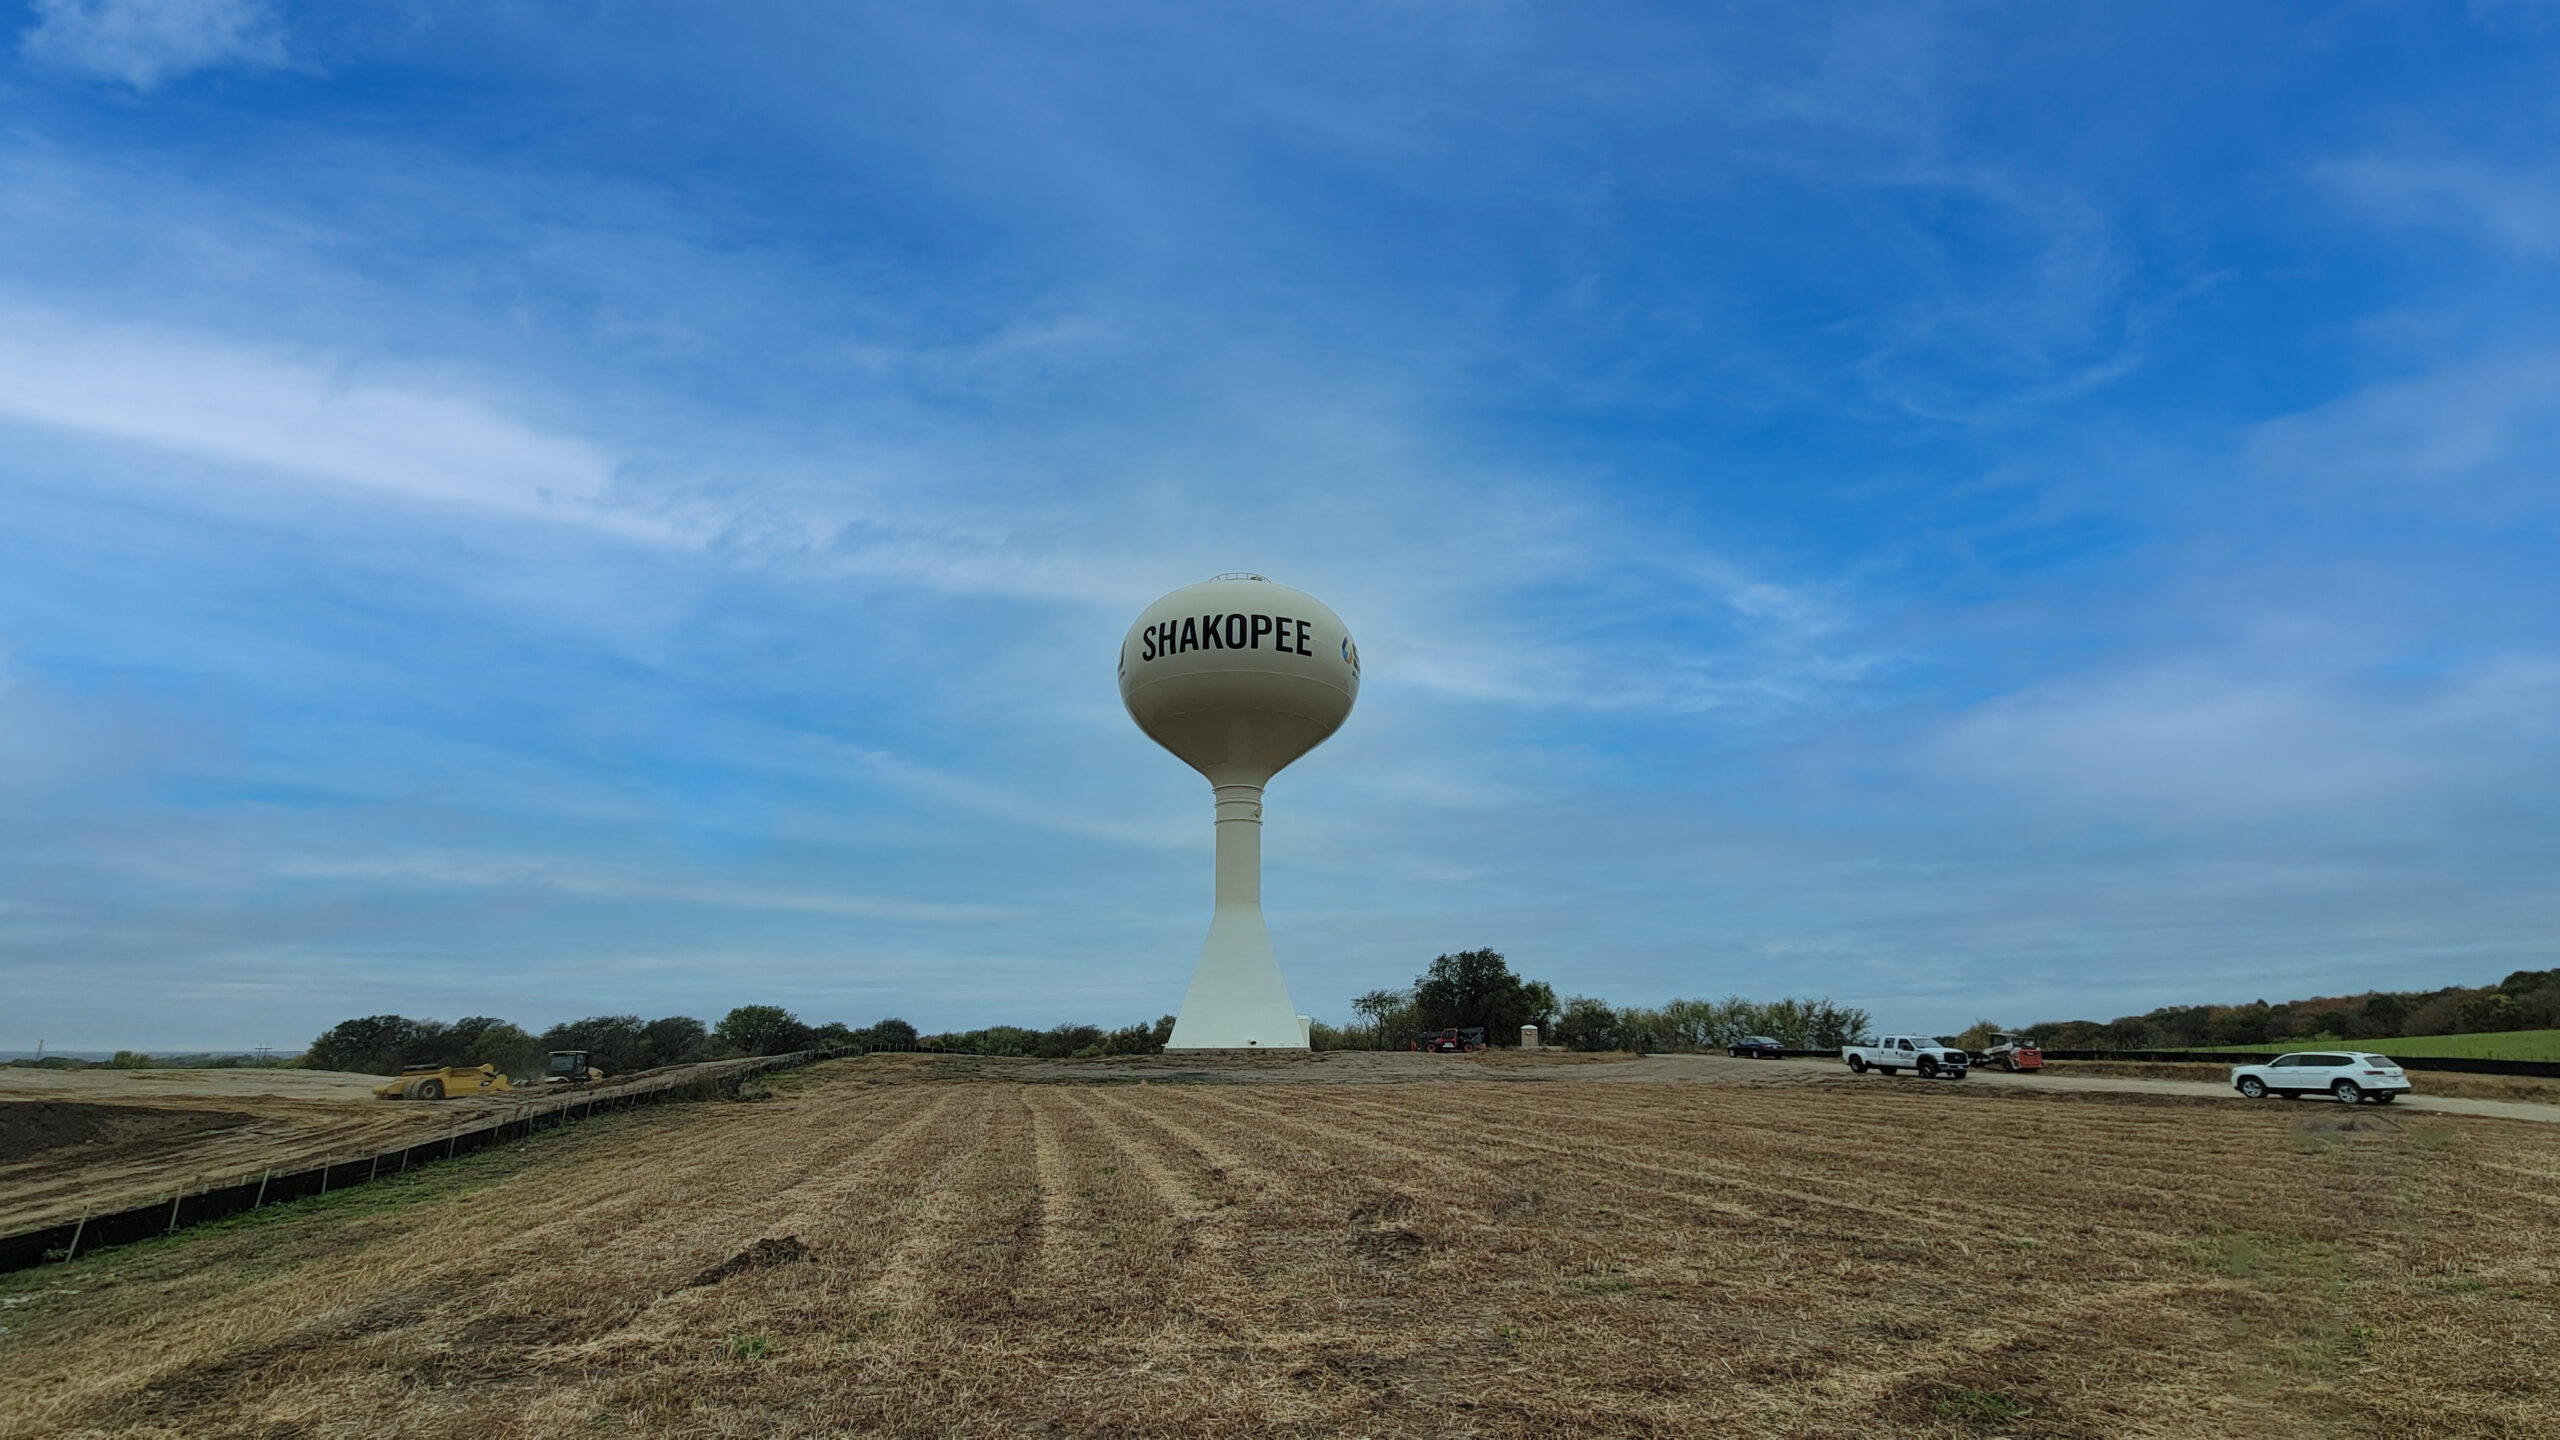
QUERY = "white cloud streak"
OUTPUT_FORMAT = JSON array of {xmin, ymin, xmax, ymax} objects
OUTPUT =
[
  {"xmin": 2247, "ymin": 347, "xmax": 2560, "ymax": 522},
  {"xmin": 0, "ymin": 303, "xmax": 672, "ymax": 538},
  {"xmin": 2324, "ymin": 153, "xmax": 2560, "ymax": 261},
  {"xmin": 273, "ymin": 853, "xmax": 1014, "ymax": 924},
  {"xmin": 1920, "ymin": 655, "xmax": 2560, "ymax": 828},
  {"xmin": 19, "ymin": 0, "xmax": 285, "ymax": 90}
]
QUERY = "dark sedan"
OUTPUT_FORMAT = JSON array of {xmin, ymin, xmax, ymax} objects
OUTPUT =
[{"xmin": 1727, "ymin": 1035, "xmax": 1786, "ymax": 1058}]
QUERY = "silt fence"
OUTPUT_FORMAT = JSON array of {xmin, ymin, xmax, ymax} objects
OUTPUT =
[{"xmin": 0, "ymin": 1048, "xmax": 843, "ymax": 1276}]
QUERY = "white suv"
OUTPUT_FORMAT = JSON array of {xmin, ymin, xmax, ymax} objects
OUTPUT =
[{"xmin": 2231, "ymin": 1052, "xmax": 2411, "ymax": 1104}]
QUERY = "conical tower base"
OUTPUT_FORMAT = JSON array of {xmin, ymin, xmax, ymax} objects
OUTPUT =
[{"xmin": 1165, "ymin": 902, "xmax": 1306, "ymax": 1050}]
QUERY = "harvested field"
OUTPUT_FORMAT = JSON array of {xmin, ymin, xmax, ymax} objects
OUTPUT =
[
  {"xmin": 2, "ymin": 1055, "xmax": 2555, "ymax": 1439},
  {"xmin": 0, "ymin": 1061, "xmax": 762, "ymax": 1233}
]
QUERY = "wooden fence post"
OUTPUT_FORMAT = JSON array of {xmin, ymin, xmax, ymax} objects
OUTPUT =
[
  {"xmin": 64, "ymin": 1211, "xmax": 87, "ymax": 1263},
  {"xmin": 254, "ymin": 1169, "xmax": 270, "ymax": 1208}
]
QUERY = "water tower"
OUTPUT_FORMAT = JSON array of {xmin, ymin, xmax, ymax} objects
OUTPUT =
[{"xmin": 1120, "ymin": 574, "xmax": 1359, "ymax": 1049}]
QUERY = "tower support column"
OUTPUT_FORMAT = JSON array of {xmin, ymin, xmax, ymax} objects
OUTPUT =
[{"xmin": 1166, "ymin": 782, "xmax": 1305, "ymax": 1049}]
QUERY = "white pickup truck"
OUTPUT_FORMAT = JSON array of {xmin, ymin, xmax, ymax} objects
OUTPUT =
[{"xmin": 1842, "ymin": 1035, "xmax": 1969, "ymax": 1079}]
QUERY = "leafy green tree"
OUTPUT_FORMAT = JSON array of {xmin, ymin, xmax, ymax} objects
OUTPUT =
[
  {"xmin": 919, "ymin": 1024, "xmax": 1042, "ymax": 1055},
  {"xmin": 638, "ymin": 1015, "xmax": 710, "ymax": 1067},
  {"xmin": 2208, "ymin": 1004, "xmax": 2273, "ymax": 1047},
  {"xmin": 305, "ymin": 1015, "xmax": 441, "ymax": 1075},
  {"xmin": 712, "ymin": 1005, "xmax": 815, "ymax": 1056},
  {"xmin": 1033, "ymin": 1024, "xmax": 1107, "ymax": 1059},
  {"xmin": 447, "ymin": 1017, "xmax": 542, "ymax": 1076},
  {"xmin": 2458, "ymin": 991, "xmax": 2528, "ymax": 1033},
  {"xmin": 1346, "ymin": 988, "xmax": 1421, "ymax": 1049},
  {"xmin": 542, "ymin": 1015, "xmax": 652, "ymax": 1073},
  {"xmin": 1550, "ymin": 996, "xmax": 1621, "ymax": 1051},
  {"xmin": 1411, "ymin": 949, "xmax": 1554, "ymax": 1043},
  {"xmin": 1806, "ymin": 1001, "xmax": 1870, "ymax": 1048},
  {"xmin": 854, "ymin": 1018, "xmax": 920, "ymax": 1050},
  {"xmin": 1078, "ymin": 1016, "xmax": 1175, "ymax": 1056},
  {"xmin": 2360, "ymin": 993, "xmax": 2408, "ymax": 1037}
]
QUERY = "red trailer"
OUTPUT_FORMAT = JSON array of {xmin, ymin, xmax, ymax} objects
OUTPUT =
[
  {"xmin": 1977, "ymin": 1034, "xmax": 2043, "ymax": 1072},
  {"xmin": 1412, "ymin": 1027, "xmax": 1487, "ymax": 1053}
]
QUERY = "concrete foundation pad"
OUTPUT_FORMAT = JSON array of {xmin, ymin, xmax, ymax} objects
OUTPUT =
[{"xmin": 1159, "ymin": 1047, "xmax": 1316, "ymax": 1061}]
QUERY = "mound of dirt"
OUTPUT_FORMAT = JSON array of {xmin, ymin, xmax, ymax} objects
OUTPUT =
[
  {"xmin": 686, "ymin": 1235, "xmax": 810, "ymax": 1288},
  {"xmin": 0, "ymin": 1102, "xmax": 258, "ymax": 1163}
]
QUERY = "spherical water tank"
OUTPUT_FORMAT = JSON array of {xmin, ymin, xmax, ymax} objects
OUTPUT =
[{"xmin": 1118, "ymin": 573, "xmax": 1358, "ymax": 788}]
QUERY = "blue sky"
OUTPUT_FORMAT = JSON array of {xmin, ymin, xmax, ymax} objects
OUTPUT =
[{"xmin": 3, "ymin": 2, "xmax": 2556, "ymax": 1050}]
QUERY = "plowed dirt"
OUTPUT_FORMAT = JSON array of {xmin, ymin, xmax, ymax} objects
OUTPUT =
[
  {"xmin": 0, "ymin": 1061, "xmax": 762, "ymax": 1232},
  {"xmin": 0, "ymin": 1069, "xmax": 519, "ymax": 1232}
]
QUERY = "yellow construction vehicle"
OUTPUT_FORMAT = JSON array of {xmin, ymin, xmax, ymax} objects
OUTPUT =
[{"xmin": 372, "ymin": 1063, "xmax": 515, "ymax": 1101}]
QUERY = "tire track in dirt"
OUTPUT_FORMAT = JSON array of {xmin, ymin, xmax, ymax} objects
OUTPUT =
[
  {"xmin": 1188, "ymin": 1088, "xmax": 2230, "ymax": 1425},
  {"xmin": 1173, "ymin": 1086, "xmax": 1440, "ymax": 1173},
  {"xmin": 1268, "ymin": 1086, "xmax": 1986, "ymax": 1242},
  {"xmin": 1331, "ymin": 1085, "xmax": 2232, "ymax": 1251},
  {"xmin": 1025, "ymin": 1090, "xmax": 1077, "ymax": 1287},
  {"xmin": 1785, "ymin": 1275, "xmax": 2226, "ymax": 1420},
  {"xmin": 32, "ymin": 1097, "xmax": 819, "ymax": 1429},
  {"xmin": 1193, "ymin": 1086, "xmax": 1793, "ymax": 1281},
  {"xmin": 565, "ymin": 1087, "xmax": 977, "ymax": 1352},
  {"xmin": 1046, "ymin": 1086, "xmax": 1268, "ymax": 1306},
  {"xmin": 1106, "ymin": 1088, "xmax": 1283, "ymax": 1190},
  {"xmin": 74, "ymin": 1079, "xmax": 963, "ymax": 1420},
  {"xmin": 443, "ymin": 1082, "xmax": 957, "ymax": 1314},
  {"xmin": 1020, "ymin": 1089, "xmax": 1215, "ymax": 1321},
  {"xmin": 1166, "ymin": 1089, "xmax": 1487, "ymax": 1231},
  {"xmin": 853, "ymin": 1087, "xmax": 1043, "ymax": 1324},
  {"xmin": 140, "ymin": 1086, "xmax": 956, "ymax": 1420},
  {"xmin": 1048, "ymin": 1087, "xmax": 1210, "ymax": 1222}
]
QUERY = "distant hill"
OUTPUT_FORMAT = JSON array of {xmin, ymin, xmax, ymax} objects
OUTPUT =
[
  {"xmin": 2192, "ymin": 1028, "xmax": 2560, "ymax": 1062},
  {"xmin": 2026, "ymin": 968, "xmax": 2560, "ymax": 1050}
]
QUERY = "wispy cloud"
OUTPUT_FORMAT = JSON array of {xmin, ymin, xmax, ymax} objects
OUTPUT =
[
  {"xmin": 19, "ymin": 0, "xmax": 285, "ymax": 90},
  {"xmin": 2323, "ymin": 153, "xmax": 2560, "ymax": 261},
  {"xmin": 273, "ymin": 853, "xmax": 1015, "ymax": 924},
  {"xmin": 2247, "ymin": 347, "xmax": 2560, "ymax": 522},
  {"xmin": 0, "ymin": 302, "xmax": 668, "ymax": 537},
  {"xmin": 1918, "ymin": 653, "xmax": 2560, "ymax": 827}
]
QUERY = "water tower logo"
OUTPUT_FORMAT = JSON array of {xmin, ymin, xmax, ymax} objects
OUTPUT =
[{"xmin": 1120, "ymin": 573, "xmax": 1359, "ymax": 1050}]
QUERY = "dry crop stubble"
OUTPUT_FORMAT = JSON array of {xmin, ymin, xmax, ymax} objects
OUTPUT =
[{"xmin": 0, "ymin": 1056, "xmax": 2554, "ymax": 1438}]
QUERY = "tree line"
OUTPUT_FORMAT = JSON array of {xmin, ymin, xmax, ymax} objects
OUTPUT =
[
  {"xmin": 918, "ymin": 1017, "xmax": 1174, "ymax": 1059},
  {"xmin": 1322, "ymin": 948, "xmax": 1872, "ymax": 1052},
  {"xmin": 2015, "ymin": 967, "xmax": 2560, "ymax": 1051},
  {"xmin": 301, "ymin": 1007, "xmax": 921, "ymax": 1077},
  {"xmin": 297, "ymin": 1007, "xmax": 1188, "ymax": 1074},
  {"xmin": 257, "ymin": 947, "xmax": 1906, "ymax": 1076}
]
